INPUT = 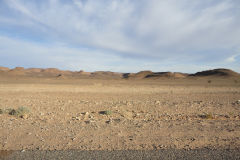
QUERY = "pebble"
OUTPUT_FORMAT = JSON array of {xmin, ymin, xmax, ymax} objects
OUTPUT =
[
  {"xmin": 83, "ymin": 112, "xmax": 89, "ymax": 115},
  {"xmin": 106, "ymin": 118, "xmax": 113, "ymax": 124},
  {"xmin": 85, "ymin": 120, "xmax": 91, "ymax": 124},
  {"xmin": 127, "ymin": 102, "xmax": 132, "ymax": 106},
  {"xmin": 21, "ymin": 114, "xmax": 28, "ymax": 119},
  {"xmin": 72, "ymin": 117, "xmax": 80, "ymax": 120},
  {"xmin": 89, "ymin": 115, "xmax": 93, "ymax": 119},
  {"xmin": 155, "ymin": 101, "xmax": 161, "ymax": 105}
]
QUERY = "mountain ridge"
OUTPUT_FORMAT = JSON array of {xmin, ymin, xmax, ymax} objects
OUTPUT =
[{"xmin": 0, "ymin": 66, "xmax": 239, "ymax": 79}]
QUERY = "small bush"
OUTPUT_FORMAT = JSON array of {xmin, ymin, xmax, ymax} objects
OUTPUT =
[
  {"xmin": 199, "ymin": 113, "xmax": 213, "ymax": 119},
  {"xmin": 0, "ymin": 109, "xmax": 3, "ymax": 114},
  {"xmin": 9, "ymin": 109, "xmax": 17, "ymax": 115},
  {"xmin": 208, "ymin": 80, "xmax": 212, "ymax": 83},
  {"xmin": 99, "ymin": 110, "xmax": 112, "ymax": 115},
  {"xmin": 8, "ymin": 106, "xmax": 30, "ymax": 117}
]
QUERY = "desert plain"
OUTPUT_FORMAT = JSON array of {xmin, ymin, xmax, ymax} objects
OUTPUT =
[{"xmin": 0, "ymin": 67, "xmax": 240, "ymax": 152}]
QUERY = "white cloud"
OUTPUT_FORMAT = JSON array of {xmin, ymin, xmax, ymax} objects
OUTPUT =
[
  {"xmin": 226, "ymin": 54, "xmax": 239, "ymax": 63},
  {"xmin": 0, "ymin": 0, "xmax": 240, "ymax": 72},
  {"xmin": 0, "ymin": 36, "xmax": 106, "ymax": 68},
  {"xmin": 2, "ymin": 0, "xmax": 238, "ymax": 55}
]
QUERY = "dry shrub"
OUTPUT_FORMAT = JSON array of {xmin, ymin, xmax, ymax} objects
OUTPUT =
[
  {"xmin": 8, "ymin": 106, "xmax": 30, "ymax": 118},
  {"xmin": 199, "ymin": 113, "xmax": 213, "ymax": 119},
  {"xmin": 99, "ymin": 110, "xmax": 112, "ymax": 115}
]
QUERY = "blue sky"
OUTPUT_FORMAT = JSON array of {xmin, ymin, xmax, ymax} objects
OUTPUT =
[{"xmin": 0, "ymin": 0, "xmax": 239, "ymax": 73}]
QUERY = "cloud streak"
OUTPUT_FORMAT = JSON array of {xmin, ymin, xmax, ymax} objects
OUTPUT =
[
  {"xmin": 226, "ymin": 54, "xmax": 240, "ymax": 62},
  {"xmin": 0, "ymin": 0, "xmax": 239, "ymax": 72}
]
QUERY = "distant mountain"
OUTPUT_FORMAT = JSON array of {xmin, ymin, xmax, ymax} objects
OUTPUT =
[
  {"xmin": 0, "ymin": 66, "xmax": 10, "ymax": 71},
  {"xmin": 190, "ymin": 69, "xmax": 240, "ymax": 77},
  {"xmin": 123, "ymin": 71, "xmax": 153, "ymax": 79},
  {"xmin": 123, "ymin": 71, "xmax": 188, "ymax": 79},
  {"xmin": 90, "ymin": 71, "xmax": 122, "ymax": 79},
  {"xmin": 0, "ymin": 66, "xmax": 239, "ymax": 79}
]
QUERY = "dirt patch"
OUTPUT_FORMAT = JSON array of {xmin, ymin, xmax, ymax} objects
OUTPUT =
[
  {"xmin": 0, "ymin": 77, "xmax": 239, "ymax": 150},
  {"xmin": 0, "ymin": 150, "xmax": 13, "ymax": 159}
]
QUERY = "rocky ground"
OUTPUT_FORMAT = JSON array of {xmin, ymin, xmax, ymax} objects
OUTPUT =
[
  {"xmin": 0, "ymin": 78, "xmax": 240, "ymax": 151},
  {"xmin": 2, "ymin": 149, "xmax": 240, "ymax": 160}
]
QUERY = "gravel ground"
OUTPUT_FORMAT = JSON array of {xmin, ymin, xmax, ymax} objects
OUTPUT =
[
  {"xmin": 1, "ymin": 149, "xmax": 240, "ymax": 160},
  {"xmin": 1, "ymin": 78, "xmax": 240, "ymax": 157}
]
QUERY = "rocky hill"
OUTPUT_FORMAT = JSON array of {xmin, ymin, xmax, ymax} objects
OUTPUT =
[{"xmin": 0, "ymin": 66, "xmax": 239, "ymax": 79}]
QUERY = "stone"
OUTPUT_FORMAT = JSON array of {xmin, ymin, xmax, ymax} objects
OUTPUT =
[
  {"xmin": 83, "ymin": 112, "xmax": 89, "ymax": 115},
  {"xmin": 89, "ymin": 115, "xmax": 93, "ymax": 119},
  {"xmin": 85, "ymin": 120, "xmax": 91, "ymax": 124},
  {"xmin": 72, "ymin": 116, "xmax": 80, "ymax": 120},
  {"xmin": 106, "ymin": 118, "xmax": 113, "ymax": 124},
  {"xmin": 21, "ymin": 114, "xmax": 28, "ymax": 119},
  {"xmin": 155, "ymin": 101, "xmax": 161, "ymax": 105}
]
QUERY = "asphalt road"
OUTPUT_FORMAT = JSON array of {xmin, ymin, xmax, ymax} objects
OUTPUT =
[{"xmin": 1, "ymin": 149, "xmax": 240, "ymax": 160}]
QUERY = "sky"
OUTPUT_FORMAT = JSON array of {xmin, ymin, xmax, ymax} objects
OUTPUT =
[{"xmin": 0, "ymin": 0, "xmax": 240, "ymax": 73}]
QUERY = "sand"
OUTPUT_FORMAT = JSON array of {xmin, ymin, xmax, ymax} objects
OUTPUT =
[{"xmin": 0, "ymin": 76, "xmax": 239, "ymax": 151}]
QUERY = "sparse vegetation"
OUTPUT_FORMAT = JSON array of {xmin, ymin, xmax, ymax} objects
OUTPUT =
[
  {"xmin": 0, "ymin": 68, "xmax": 239, "ymax": 151},
  {"xmin": 99, "ymin": 110, "xmax": 112, "ymax": 115},
  {"xmin": 208, "ymin": 80, "xmax": 212, "ymax": 83},
  {"xmin": 8, "ymin": 106, "xmax": 30, "ymax": 118},
  {"xmin": 8, "ymin": 109, "xmax": 16, "ymax": 115},
  {"xmin": 199, "ymin": 113, "xmax": 213, "ymax": 119},
  {"xmin": 4, "ymin": 108, "xmax": 13, "ymax": 114},
  {"xmin": 0, "ymin": 108, "xmax": 12, "ymax": 114}
]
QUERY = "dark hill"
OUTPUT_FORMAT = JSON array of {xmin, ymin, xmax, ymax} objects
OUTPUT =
[
  {"xmin": 123, "ymin": 71, "xmax": 187, "ymax": 79},
  {"xmin": 191, "ymin": 69, "xmax": 240, "ymax": 77},
  {"xmin": 0, "ymin": 66, "xmax": 239, "ymax": 79}
]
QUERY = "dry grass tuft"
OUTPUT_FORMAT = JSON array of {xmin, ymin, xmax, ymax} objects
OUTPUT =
[
  {"xmin": 8, "ymin": 106, "xmax": 30, "ymax": 118},
  {"xmin": 99, "ymin": 110, "xmax": 112, "ymax": 115},
  {"xmin": 199, "ymin": 113, "xmax": 214, "ymax": 119}
]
